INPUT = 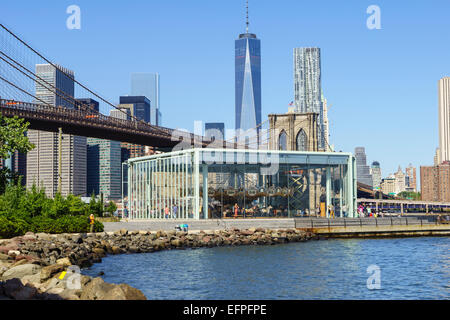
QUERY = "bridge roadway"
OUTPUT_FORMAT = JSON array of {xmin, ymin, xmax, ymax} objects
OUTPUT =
[{"xmin": 0, "ymin": 99, "xmax": 237, "ymax": 149}]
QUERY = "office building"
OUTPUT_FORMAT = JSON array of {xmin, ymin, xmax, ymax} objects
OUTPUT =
[
  {"xmin": 380, "ymin": 175, "xmax": 396, "ymax": 195},
  {"xmin": 394, "ymin": 166, "xmax": 406, "ymax": 194},
  {"xmin": 354, "ymin": 147, "xmax": 373, "ymax": 187},
  {"xmin": 370, "ymin": 161, "xmax": 382, "ymax": 190},
  {"xmin": 86, "ymin": 138, "xmax": 121, "ymax": 200},
  {"xmin": 119, "ymin": 96, "xmax": 151, "ymax": 124},
  {"xmin": 235, "ymin": 4, "xmax": 261, "ymax": 144},
  {"xmin": 27, "ymin": 64, "xmax": 86, "ymax": 198},
  {"xmin": 405, "ymin": 164, "xmax": 417, "ymax": 192},
  {"xmin": 76, "ymin": 98, "xmax": 99, "ymax": 112},
  {"xmin": 294, "ymin": 47, "xmax": 325, "ymax": 149},
  {"xmin": 421, "ymin": 162, "xmax": 450, "ymax": 202},
  {"xmin": 131, "ymin": 73, "xmax": 161, "ymax": 126},
  {"xmin": 438, "ymin": 77, "xmax": 450, "ymax": 162}
]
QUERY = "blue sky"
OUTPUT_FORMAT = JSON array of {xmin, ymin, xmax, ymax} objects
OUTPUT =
[{"xmin": 1, "ymin": 0, "xmax": 449, "ymax": 178}]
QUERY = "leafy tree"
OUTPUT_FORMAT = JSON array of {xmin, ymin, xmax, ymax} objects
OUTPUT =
[
  {"xmin": 105, "ymin": 201, "xmax": 117, "ymax": 216},
  {"xmin": 0, "ymin": 115, "xmax": 34, "ymax": 193}
]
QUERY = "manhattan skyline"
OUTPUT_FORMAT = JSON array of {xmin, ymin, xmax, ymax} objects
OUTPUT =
[{"xmin": 1, "ymin": 0, "xmax": 449, "ymax": 176}]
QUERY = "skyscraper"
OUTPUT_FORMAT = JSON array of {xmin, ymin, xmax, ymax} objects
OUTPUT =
[
  {"xmin": 370, "ymin": 161, "xmax": 382, "ymax": 190},
  {"xmin": 294, "ymin": 47, "xmax": 325, "ymax": 149},
  {"xmin": 27, "ymin": 64, "xmax": 86, "ymax": 198},
  {"xmin": 119, "ymin": 96, "xmax": 151, "ymax": 123},
  {"xmin": 87, "ymin": 138, "xmax": 121, "ymax": 200},
  {"xmin": 130, "ymin": 73, "xmax": 161, "ymax": 126},
  {"xmin": 405, "ymin": 164, "xmax": 417, "ymax": 192},
  {"xmin": 438, "ymin": 77, "xmax": 450, "ymax": 162},
  {"xmin": 235, "ymin": 1, "xmax": 261, "ymax": 144},
  {"xmin": 354, "ymin": 147, "xmax": 373, "ymax": 187}
]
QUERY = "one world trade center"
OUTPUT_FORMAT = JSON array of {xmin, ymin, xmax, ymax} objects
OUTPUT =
[{"xmin": 235, "ymin": 1, "xmax": 261, "ymax": 146}]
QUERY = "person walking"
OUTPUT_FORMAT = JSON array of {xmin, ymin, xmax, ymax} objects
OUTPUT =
[
  {"xmin": 173, "ymin": 204, "xmax": 178, "ymax": 219},
  {"xmin": 89, "ymin": 214, "xmax": 95, "ymax": 233}
]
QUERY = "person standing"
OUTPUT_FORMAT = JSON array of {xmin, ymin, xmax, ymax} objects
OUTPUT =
[
  {"xmin": 89, "ymin": 214, "xmax": 95, "ymax": 233},
  {"xmin": 234, "ymin": 203, "xmax": 239, "ymax": 219},
  {"xmin": 164, "ymin": 206, "xmax": 170, "ymax": 219}
]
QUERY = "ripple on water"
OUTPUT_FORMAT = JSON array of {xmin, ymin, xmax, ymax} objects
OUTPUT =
[{"xmin": 82, "ymin": 237, "xmax": 450, "ymax": 300}]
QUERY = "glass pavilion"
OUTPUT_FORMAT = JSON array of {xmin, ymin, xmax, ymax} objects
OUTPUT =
[{"xmin": 125, "ymin": 148, "xmax": 356, "ymax": 219}]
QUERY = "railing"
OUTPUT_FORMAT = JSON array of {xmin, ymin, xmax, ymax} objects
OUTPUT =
[
  {"xmin": 0, "ymin": 98, "xmax": 175, "ymax": 137},
  {"xmin": 0, "ymin": 99, "xmax": 234, "ymax": 148},
  {"xmin": 294, "ymin": 216, "xmax": 441, "ymax": 229}
]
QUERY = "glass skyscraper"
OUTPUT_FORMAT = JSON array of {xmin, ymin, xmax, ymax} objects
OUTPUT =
[
  {"xmin": 119, "ymin": 96, "xmax": 151, "ymax": 124},
  {"xmin": 87, "ymin": 138, "xmax": 122, "ymax": 200},
  {"xmin": 235, "ymin": 32, "xmax": 261, "ymax": 144},
  {"xmin": 294, "ymin": 47, "xmax": 325, "ymax": 149},
  {"xmin": 130, "ymin": 73, "xmax": 161, "ymax": 126}
]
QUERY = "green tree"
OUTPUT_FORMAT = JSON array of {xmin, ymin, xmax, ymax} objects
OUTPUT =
[
  {"xmin": 0, "ymin": 115, "xmax": 34, "ymax": 194},
  {"xmin": 105, "ymin": 201, "xmax": 117, "ymax": 216}
]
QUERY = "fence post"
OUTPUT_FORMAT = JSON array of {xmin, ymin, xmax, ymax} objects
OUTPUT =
[
  {"xmin": 360, "ymin": 218, "xmax": 362, "ymax": 227},
  {"xmin": 375, "ymin": 218, "xmax": 378, "ymax": 227},
  {"xmin": 344, "ymin": 218, "xmax": 346, "ymax": 228}
]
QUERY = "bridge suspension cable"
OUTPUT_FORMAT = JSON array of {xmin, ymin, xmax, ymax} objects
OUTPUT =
[{"xmin": 0, "ymin": 23, "xmax": 172, "ymax": 137}]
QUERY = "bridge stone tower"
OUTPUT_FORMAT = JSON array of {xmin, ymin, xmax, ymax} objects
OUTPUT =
[{"xmin": 268, "ymin": 110, "xmax": 319, "ymax": 152}]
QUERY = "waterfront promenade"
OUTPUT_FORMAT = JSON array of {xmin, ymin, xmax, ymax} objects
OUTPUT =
[{"xmin": 104, "ymin": 216, "xmax": 450, "ymax": 237}]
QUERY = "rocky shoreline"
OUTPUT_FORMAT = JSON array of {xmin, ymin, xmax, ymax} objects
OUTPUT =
[{"xmin": 0, "ymin": 228, "xmax": 316, "ymax": 300}]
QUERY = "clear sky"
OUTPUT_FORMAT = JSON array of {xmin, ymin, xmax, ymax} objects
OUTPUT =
[{"xmin": 1, "ymin": 0, "xmax": 449, "ymax": 178}]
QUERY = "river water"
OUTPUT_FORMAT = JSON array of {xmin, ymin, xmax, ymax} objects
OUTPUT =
[{"xmin": 82, "ymin": 237, "xmax": 450, "ymax": 300}]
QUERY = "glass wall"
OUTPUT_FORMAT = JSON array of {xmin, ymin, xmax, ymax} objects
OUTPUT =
[{"xmin": 127, "ymin": 149, "xmax": 356, "ymax": 219}]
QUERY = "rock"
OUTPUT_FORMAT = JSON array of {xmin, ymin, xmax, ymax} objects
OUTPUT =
[
  {"xmin": 21, "ymin": 273, "xmax": 42, "ymax": 285},
  {"xmin": 36, "ymin": 233, "xmax": 51, "ymax": 241},
  {"xmin": 0, "ymin": 253, "xmax": 10, "ymax": 261},
  {"xmin": 23, "ymin": 233, "xmax": 37, "ymax": 241},
  {"xmin": 2, "ymin": 278, "xmax": 37, "ymax": 300},
  {"xmin": 79, "ymin": 277, "xmax": 115, "ymax": 300},
  {"xmin": 40, "ymin": 264, "xmax": 65, "ymax": 282},
  {"xmin": 11, "ymin": 259, "xmax": 29, "ymax": 268},
  {"xmin": 170, "ymin": 239, "xmax": 182, "ymax": 247},
  {"xmin": 111, "ymin": 246, "xmax": 121, "ymax": 255},
  {"xmin": 8, "ymin": 250, "xmax": 20, "ymax": 257},
  {"xmin": 58, "ymin": 289, "xmax": 81, "ymax": 300},
  {"xmin": 2, "ymin": 264, "xmax": 42, "ymax": 281},
  {"xmin": 56, "ymin": 257, "xmax": 72, "ymax": 267},
  {"xmin": 92, "ymin": 248, "xmax": 106, "ymax": 256},
  {"xmin": 128, "ymin": 246, "xmax": 139, "ymax": 253}
]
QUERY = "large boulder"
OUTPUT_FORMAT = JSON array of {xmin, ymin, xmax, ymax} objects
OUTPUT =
[
  {"xmin": 40, "ymin": 264, "xmax": 65, "ymax": 282},
  {"xmin": 1, "ymin": 278, "xmax": 37, "ymax": 300},
  {"xmin": 2, "ymin": 264, "xmax": 42, "ymax": 281},
  {"xmin": 100, "ymin": 283, "xmax": 146, "ymax": 300},
  {"xmin": 79, "ymin": 277, "xmax": 115, "ymax": 300},
  {"xmin": 56, "ymin": 257, "xmax": 72, "ymax": 267}
]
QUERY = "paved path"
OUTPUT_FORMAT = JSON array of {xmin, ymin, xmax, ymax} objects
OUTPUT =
[
  {"xmin": 103, "ymin": 218, "xmax": 296, "ymax": 232},
  {"xmin": 103, "ymin": 216, "xmax": 440, "ymax": 232}
]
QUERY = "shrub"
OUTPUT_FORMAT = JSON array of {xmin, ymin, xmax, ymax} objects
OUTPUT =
[
  {"xmin": 30, "ymin": 216, "xmax": 57, "ymax": 234},
  {"xmin": 0, "ymin": 216, "xmax": 30, "ymax": 239}
]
